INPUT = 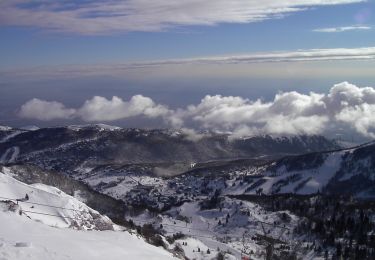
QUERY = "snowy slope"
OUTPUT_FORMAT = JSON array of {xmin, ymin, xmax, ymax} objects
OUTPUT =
[
  {"xmin": 0, "ymin": 209, "xmax": 176, "ymax": 260},
  {"xmin": 0, "ymin": 171, "xmax": 177, "ymax": 260},
  {"xmin": 0, "ymin": 130, "xmax": 23, "ymax": 143},
  {"xmin": 0, "ymin": 171, "xmax": 115, "ymax": 230},
  {"xmin": 225, "ymin": 141, "xmax": 375, "ymax": 197},
  {"xmin": 241, "ymin": 152, "xmax": 344, "ymax": 195},
  {"xmin": 130, "ymin": 198, "xmax": 300, "ymax": 260}
]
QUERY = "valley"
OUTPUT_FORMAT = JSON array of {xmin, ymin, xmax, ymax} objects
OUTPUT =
[{"xmin": 1, "ymin": 125, "xmax": 375, "ymax": 259}]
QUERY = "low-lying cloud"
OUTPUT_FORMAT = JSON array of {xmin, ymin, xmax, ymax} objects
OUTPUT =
[
  {"xmin": 77, "ymin": 95, "xmax": 171, "ymax": 122},
  {"xmin": 18, "ymin": 99, "xmax": 76, "ymax": 121},
  {"xmin": 17, "ymin": 82, "xmax": 375, "ymax": 139},
  {"xmin": 19, "ymin": 95, "xmax": 172, "ymax": 122}
]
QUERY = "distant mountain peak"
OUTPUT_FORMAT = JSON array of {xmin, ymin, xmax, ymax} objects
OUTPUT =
[
  {"xmin": 0, "ymin": 126, "xmax": 12, "ymax": 131},
  {"xmin": 67, "ymin": 124, "xmax": 121, "ymax": 131}
]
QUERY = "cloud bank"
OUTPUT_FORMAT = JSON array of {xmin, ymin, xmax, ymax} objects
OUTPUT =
[
  {"xmin": 0, "ymin": 0, "xmax": 364, "ymax": 34},
  {"xmin": 77, "ymin": 95, "xmax": 170, "ymax": 122},
  {"xmin": 19, "ymin": 95, "xmax": 172, "ymax": 122},
  {"xmin": 313, "ymin": 25, "xmax": 371, "ymax": 32},
  {"xmin": 2, "ymin": 47, "xmax": 375, "ymax": 80},
  {"xmin": 18, "ymin": 82, "xmax": 375, "ymax": 139},
  {"xmin": 18, "ymin": 99, "xmax": 76, "ymax": 121}
]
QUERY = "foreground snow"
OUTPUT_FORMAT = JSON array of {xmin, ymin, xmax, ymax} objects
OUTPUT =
[
  {"xmin": 0, "ymin": 171, "xmax": 176, "ymax": 260},
  {"xmin": 0, "ymin": 170, "xmax": 112, "ymax": 229},
  {"xmin": 0, "ymin": 210, "xmax": 176, "ymax": 260}
]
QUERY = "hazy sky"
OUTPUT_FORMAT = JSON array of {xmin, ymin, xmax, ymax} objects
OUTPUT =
[{"xmin": 0, "ymin": 0, "xmax": 375, "ymax": 141}]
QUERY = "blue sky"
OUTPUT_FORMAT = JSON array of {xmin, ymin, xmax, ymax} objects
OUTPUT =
[
  {"xmin": 0, "ymin": 1, "xmax": 374, "ymax": 67},
  {"xmin": 0, "ymin": 0, "xmax": 375, "ymax": 140}
]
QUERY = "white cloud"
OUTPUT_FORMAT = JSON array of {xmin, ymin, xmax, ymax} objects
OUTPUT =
[
  {"xmin": 175, "ymin": 92, "xmax": 329, "ymax": 136},
  {"xmin": 18, "ymin": 98, "xmax": 76, "ymax": 121},
  {"xmin": 184, "ymin": 47, "xmax": 375, "ymax": 64},
  {"xmin": 172, "ymin": 82, "xmax": 375, "ymax": 138},
  {"xmin": 313, "ymin": 25, "xmax": 371, "ymax": 32},
  {"xmin": 77, "ymin": 95, "xmax": 170, "ymax": 122},
  {"xmin": 180, "ymin": 128, "xmax": 206, "ymax": 142},
  {"xmin": 325, "ymin": 82, "xmax": 375, "ymax": 138},
  {"xmin": 18, "ymin": 95, "xmax": 171, "ymax": 123},
  {"xmin": 336, "ymin": 104, "xmax": 375, "ymax": 138},
  {"xmin": 0, "ymin": 0, "xmax": 364, "ymax": 34},
  {"xmin": 17, "ymin": 82, "xmax": 375, "ymax": 139}
]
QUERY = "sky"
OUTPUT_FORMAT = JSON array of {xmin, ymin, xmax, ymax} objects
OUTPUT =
[{"xmin": 0, "ymin": 0, "xmax": 375, "ymax": 141}]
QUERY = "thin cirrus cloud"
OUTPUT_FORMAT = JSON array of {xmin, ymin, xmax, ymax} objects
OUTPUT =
[
  {"xmin": 18, "ymin": 82, "xmax": 375, "ymax": 139},
  {"xmin": 0, "ymin": 0, "xmax": 365, "ymax": 34},
  {"xmin": 313, "ymin": 25, "xmax": 372, "ymax": 32},
  {"xmin": 128, "ymin": 46, "xmax": 375, "ymax": 65},
  {"xmin": 2, "ymin": 47, "xmax": 375, "ymax": 79}
]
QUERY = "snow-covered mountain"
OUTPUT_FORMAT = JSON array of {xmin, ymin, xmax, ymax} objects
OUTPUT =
[
  {"xmin": 0, "ymin": 125, "xmax": 339, "ymax": 175},
  {"xmin": 1, "ymin": 165, "xmax": 307, "ymax": 260},
  {"xmin": 2, "ymin": 125, "xmax": 374, "ymax": 259},
  {"xmin": 226, "ymin": 141, "xmax": 375, "ymax": 198},
  {"xmin": 1, "ymin": 166, "xmax": 308, "ymax": 259},
  {"xmin": 0, "ymin": 169, "xmax": 177, "ymax": 260}
]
